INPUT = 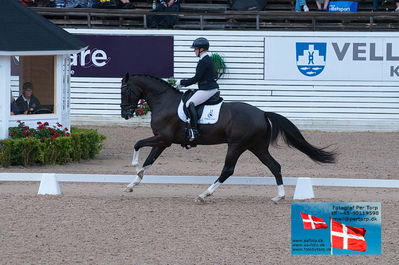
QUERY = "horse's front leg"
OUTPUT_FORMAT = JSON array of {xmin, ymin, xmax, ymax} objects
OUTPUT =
[
  {"xmin": 125, "ymin": 136, "xmax": 169, "ymax": 192},
  {"xmin": 130, "ymin": 135, "xmax": 164, "ymax": 171}
]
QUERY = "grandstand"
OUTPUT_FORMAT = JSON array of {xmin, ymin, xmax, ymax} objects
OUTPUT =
[{"xmin": 30, "ymin": 0, "xmax": 399, "ymax": 31}]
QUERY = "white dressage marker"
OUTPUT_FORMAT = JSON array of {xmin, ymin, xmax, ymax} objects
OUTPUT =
[
  {"xmin": 293, "ymin": 177, "xmax": 315, "ymax": 200},
  {"xmin": 38, "ymin": 173, "xmax": 61, "ymax": 195}
]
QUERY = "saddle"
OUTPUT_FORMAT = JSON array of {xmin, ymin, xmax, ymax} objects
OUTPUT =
[{"xmin": 182, "ymin": 90, "xmax": 223, "ymax": 119}]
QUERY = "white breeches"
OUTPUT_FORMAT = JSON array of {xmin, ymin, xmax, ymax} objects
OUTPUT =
[{"xmin": 185, "ymin": 89, "xmax": 218, "ymax": 107}]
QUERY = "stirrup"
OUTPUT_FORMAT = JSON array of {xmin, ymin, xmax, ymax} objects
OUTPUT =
[{"xmin": 187, "ymin": 128, "xmax": 199, "ymax": 142}]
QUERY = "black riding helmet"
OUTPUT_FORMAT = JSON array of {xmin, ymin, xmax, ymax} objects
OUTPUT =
[{"xmin": 191, "ymin": 37, "xmax": 209, "ymax": 50}]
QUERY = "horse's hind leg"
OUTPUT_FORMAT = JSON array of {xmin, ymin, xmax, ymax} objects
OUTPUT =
[
  {"xmin": 250, "ymin": 146, "xmax": 285, "ymax": 203},
  {"xmin": 195, "ymin": 143, "xmax": 246, "ymax": 204},
  {"xmin": 125, "ymin": 146, "xmax": 166, "ymax": 192}
]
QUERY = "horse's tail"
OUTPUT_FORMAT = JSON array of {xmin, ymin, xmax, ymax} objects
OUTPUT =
[{"xmin": 264, "ymin": 112, "xmax": 336, "ymax": 164}]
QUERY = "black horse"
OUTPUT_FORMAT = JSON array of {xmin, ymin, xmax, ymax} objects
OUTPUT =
[{"xmin": 120, "ymin": 73, "xmax": 336, "ymax": 203}]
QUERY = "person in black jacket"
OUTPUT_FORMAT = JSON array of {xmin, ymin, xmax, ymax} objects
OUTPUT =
[
  {"xmin": 15, "ymin": 82, "xmax": 42, "ymax": 115},
  {"xmin": 176, "ymin": 37, "xmax": 219, "ymax": 141}
]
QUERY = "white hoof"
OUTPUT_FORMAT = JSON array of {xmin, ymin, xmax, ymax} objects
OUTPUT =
[
  {"xmin": 124, "ymin": 187, "xmax": 133, "ymax": 193},
  {"xmin": 271, "ymin": 195, "xmax": 285, "ymax": 204},
  {"xmin": 193, "ymin": 196, "xmax": 205, "ymax": 204}
]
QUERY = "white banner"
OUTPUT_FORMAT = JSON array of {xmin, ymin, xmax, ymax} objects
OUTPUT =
[{"xmin": 265, "ymin": 36, "xmax": 399, "ymax": 81}]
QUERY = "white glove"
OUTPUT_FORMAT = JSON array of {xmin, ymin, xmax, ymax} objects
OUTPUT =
[{"xmin": 175, "ymin": 80, "xmax": 182, "ymax": 90}]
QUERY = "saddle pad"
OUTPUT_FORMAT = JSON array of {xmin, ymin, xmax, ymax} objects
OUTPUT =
[{"xmin": 177, "ymin": 101, "xmax": 223, "ymax": 124}]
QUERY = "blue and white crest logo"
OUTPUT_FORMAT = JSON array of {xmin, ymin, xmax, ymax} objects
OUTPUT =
[{"xmin": 296, "ymin": 42, "xmax": 327, "ymax": 77}]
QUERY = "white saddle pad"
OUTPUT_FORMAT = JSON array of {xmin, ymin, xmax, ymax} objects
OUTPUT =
[{"xmin": 177, "ymin": 101, "xmax": 223, "ymax": 124}]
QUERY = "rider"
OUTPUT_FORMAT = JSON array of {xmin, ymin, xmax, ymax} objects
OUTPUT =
[{"xmin": 176, "ymin": 37, "xmax": 219, "ymax": 141}]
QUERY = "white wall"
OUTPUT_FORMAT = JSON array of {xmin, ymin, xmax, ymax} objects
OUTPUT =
[{"xmin": 67, "ymin": 29, "xmax": 399, "ymax": 131}]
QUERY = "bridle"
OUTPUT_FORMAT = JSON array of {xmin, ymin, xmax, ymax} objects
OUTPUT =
[{"xmin": 120, "ymin": 82, "xmax": 141, "ymax": 118}]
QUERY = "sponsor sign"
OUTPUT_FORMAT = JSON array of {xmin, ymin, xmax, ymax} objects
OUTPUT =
[
  {"xmin": 71, "ymin": 35, "xmax": 174, "ymax": 78},
  {"xmin": 265, "ymin": 36, "xmax": 399, "ymax": 81},
  {"xmin": 328, "ymin": 1, "xmax": 358, "ymax": 12}
]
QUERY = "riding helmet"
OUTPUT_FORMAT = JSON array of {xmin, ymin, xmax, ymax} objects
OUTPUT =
[{"xmin": 191, "ymin": 37, "xmax": 210, "ymax": 50}]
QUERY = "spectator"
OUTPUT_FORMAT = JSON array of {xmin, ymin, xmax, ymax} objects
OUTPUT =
[
  {"xmin": 148, "ymin": 0, "xmax": 181, "ymax": 28},
  {"xmin": 118, "ymin": 0, "xmax": 135, "ymax": 9},
  {"xmin": 15, "ymin": 82, "xmax": 42, "ymax": 115},
  {"xmin": 295, "ymin": 0, "xmax": 309, "ymax": 12},
  {"xmin": 10, "ymin": 95, "xmax": 22, "ymax": 115},
  {"xmin": 316, "ymin": 0, "xmax": 329, "ymax": 10},
  {"xmin": 92, "ymin": 0, "xmax": 117, "ymax": 8},
  {"xmin": 19, "ymin": 0, "xmax": 38, "ymax": 6},
  {"xmin": 46, "ymin": 0, "xmax": 93, "ymax": 7},
  {"xmin": 373, "ymin": 0, "xmax": 399, "ymax": 12}
]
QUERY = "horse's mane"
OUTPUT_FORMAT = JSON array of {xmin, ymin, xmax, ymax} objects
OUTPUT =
[{"xmin": 130, "ymin": 74, "xmax": 180, "ymax": 93}]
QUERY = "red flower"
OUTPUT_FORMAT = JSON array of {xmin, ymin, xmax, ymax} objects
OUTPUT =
[
  {"xmin": 49, "ymin": 128, "xmax": 55, "ymax": 133},
  {"xmin": 24, "ymin": 126, "xmax": 29, "ymax": 130},
  {"xmin": 64, "ymin": 128, "xmax": 69, "ymax": 131},
  {"xmin": 28, "ymin": 132, "xmax": 34, "ymax": 137},
  {"xmin": 44, "ymin": 122, "xmax": 49, "ymax": 126},
  {"xmin": 22, "ymin": 130, "xmax": 28, "ymax": 136},
  {"xmin": 37, "ymin": 121, "xmax": 42, "ymax": 125},
  {"xmin": 9, "ymin": 132, "xmax": 14, "ymax": 136}
]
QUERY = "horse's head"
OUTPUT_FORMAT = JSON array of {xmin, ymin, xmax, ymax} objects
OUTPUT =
[{"xmin": 120, "ymin": 73, "xmax": 142, "ymax": 120}]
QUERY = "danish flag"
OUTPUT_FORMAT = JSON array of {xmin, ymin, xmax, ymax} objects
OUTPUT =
[
  {"xmin": 300, "ymin": 212, "xmax": 328, "ymax": 229},
  {"xmin": 331, "ymin": 219, "xmax": 367, "ymax": 252}
]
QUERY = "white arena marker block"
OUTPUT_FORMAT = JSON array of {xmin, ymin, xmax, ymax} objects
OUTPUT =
[
  {"xmin": 38, "ymin": 173, "xmax": 61, "ymax": 195},
  {"xmin": 293, "ymin": 177, "xmax": 314, "ymax": 200}
]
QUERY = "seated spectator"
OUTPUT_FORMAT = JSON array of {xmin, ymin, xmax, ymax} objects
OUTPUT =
[
  {"xmin": 148, "ymin": 0, "xmax": 181, "ymax": 28},
  {"xmin": 19, "ymin": 0, "xmax": 38, "ymax": 6},
  {"xmin": 118, "ymin": 0, "xmax": 135, "ymax": 9},
  {"xmin": 295, "ymin": 0, "xmax": 309, "ymax": 12},
  {"xmin": 92, "ymin": 0, "xmax": 117, "ymax": 8},
  {"xmin": 372, "ymin": 0, "xmax": 379, "ymax": 11},
  {"xmin": 10, "ymin": 95, "xmax": 22, "ymax": 115},
  {"xmin": 372, "ymin": 0, "xmax": 399, "ymax": 12},
  {"xmin": 316, "ymin": 0, "xmax": 329, "ymax": 10},
  {"xmin": 15, "ymin": 82, "xmax": 42, "ymax": 115},
  {"xmin": 388, "ymin": 0, "xmax": 399, "ymax": 11},
  {"xmin": 46, "ymin": 0, "xmax": 93, "ymax": 8}
]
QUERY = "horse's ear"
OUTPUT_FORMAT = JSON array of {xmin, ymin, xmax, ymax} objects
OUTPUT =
[{"xmin": 124, "ymin": 72, "xmax": 130, "ymax": 81}]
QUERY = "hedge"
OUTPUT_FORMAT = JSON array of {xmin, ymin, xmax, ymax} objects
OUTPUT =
[{"xmin": 0, "ymin": 128, "xmax": 106, "ymax": 167}]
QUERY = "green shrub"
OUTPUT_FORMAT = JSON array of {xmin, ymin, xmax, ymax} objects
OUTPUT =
[{"xmin": 0, "ymin": 123, "xmax": 106, "ymax": 167}]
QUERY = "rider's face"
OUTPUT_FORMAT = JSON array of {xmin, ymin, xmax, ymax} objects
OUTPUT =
[{"xmin": 194, "ymin": 48, "xmax": 200, "ymax": 57}]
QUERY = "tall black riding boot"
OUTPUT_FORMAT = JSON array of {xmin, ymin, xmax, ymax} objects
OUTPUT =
[{"xmin": 187, "ymin": 102, "xmax": 199, "ymax": 141}]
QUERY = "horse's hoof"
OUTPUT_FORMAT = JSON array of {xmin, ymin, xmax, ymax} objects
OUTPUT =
[
  {"xmin": 271, "ymin": 195, "xmax": 285, "ymax": 204},
  {"xmin": 124, "ymin": 187, "xmax": 133, "ymax": 193},
  {"xmin": 193, "ymin": 197, "xmax": 205, "ymax": 204}
]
